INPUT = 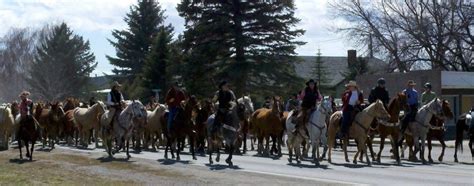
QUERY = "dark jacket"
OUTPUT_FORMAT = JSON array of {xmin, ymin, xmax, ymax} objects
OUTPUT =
[
  {"xmin": 300, "ymin": 87, "xmax": 321, "ymax": 109},
  {"xmin": 165, "ymin": 88, "xmax": 186, "ymax": 108},
  {"xmin": 368, "ymin": 86, "xmax": 389, "ymax": 105},
  {"xmin": 216, "ymin": 90, "xmax": 236, "ymax": 109}
]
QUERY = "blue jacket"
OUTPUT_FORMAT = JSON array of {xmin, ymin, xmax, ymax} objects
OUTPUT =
[{"xmin": 403, "ymin": 88, "xmax": 418, "ymax": 106}]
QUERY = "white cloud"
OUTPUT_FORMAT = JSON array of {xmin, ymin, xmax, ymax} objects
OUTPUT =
[{"xmin": 0, "ymin": 0, "xmax": 354, "ymax": 75}]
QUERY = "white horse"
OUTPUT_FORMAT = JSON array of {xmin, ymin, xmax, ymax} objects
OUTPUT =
[
  {"xmin": 405, "ymin": 98, "xmax": 443, "ymax": 164},
  {"xmin": 0, "ymin": 105, "xmax": 14, "ymax": 150},
  {"xmin": 73, "ymin": 101, "xmax": 106, "ymax": 148},
  {"xmin": 237, "ymin": 95, "xmax": 254, "ymax": 153},
  {"xmin": 144, "ymin": 104, "xmax": 166, "ymax": 151},
  {"xmin": 306, "ymin": 99, "xmax": 333, "ymax": 165},
  {"xmin": 113, "ymin": 100, "xmax": 147, "ymax": 159}
]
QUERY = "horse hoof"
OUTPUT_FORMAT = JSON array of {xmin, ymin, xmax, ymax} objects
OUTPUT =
[
  {"xmin": 377, "ymin": 159, "xmax": 381, "ymax": 164},
  {"xmin": 438, "ymin": 157, "xmax": 443, "ymax": 162},
  {"xmin": 353, "ymin": 160, "xmax": 357, "ymax": 164},
  {"xmin": 176, "ymin": 157, "xmax": 181, "ymax": 161},
  {"xmin": 288, "ymin": 158, "xmax": 292, "ymax": 163},
  {"xmin": 346, "ymin": 159, "xmax": 350, "ymax": 163},
  {"xmin": 454, "ymin": 158, "xmax": 458, "ymax": 163},
  {"xmin": 314, "ymin": 161, "xmax": 320, "ymax": 166},
  {"xmin": 428, "ymin": 159, "xmax": 434, "ymax": 163},
  {"xmin": 297, "ymin": 160, "xmax": 301, "ymax": 164},
  {"xmin": 367, "ymin": 162, "xmax": 372, "ymax": 167},
  {"xmin": 328, "ymin": 159, "xmax": 332, "ymax": 164},
  {"xmin": 193, "ymin": 157, "xmax": 197, "ymax": 160},
  {"xmin": 209, "ymin": 160, "xmax": 213, "ymax": 165},
  {"xmin": 216, "ymin": 157, "xmax": 220, "ymax": 162},
  {"xmin": 164, "ymin": 155, "xmax": 168, "ymax": 159},
  {"xmin": 226, "ymin": 159, "xmax": 233, "ymax": 167}
]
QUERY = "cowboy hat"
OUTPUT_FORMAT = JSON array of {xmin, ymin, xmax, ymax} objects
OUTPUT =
[
  {"xmin": 306, "ymin": 79, "xmax": 316, "ymax": 86},
  {"xmin": 407, "ymin": 80, "xmax": 416, "ymax": 86},
  {"xmin": 345, "ymin": 80, "xmax": 357, "ymax": 87},
  {"xmin": 111, "ymin": 81, "xmax": 122, "ymax": 88},
  {"xmin": 19, "ymin": 91, "xmax": 30, "ymax": 97}
]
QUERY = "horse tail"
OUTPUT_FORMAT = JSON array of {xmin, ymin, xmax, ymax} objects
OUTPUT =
[{"xmin": 455, "ymin": 116, "xmax": 466, "ymax": 152}]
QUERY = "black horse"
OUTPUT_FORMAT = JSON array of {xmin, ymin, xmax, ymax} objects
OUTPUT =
[{"xmin": 454, "ymin": 110, "xmax": 474, "ymax": 162}]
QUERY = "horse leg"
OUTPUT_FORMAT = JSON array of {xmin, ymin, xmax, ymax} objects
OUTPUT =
[
  {"xmin": 243, "ymin": 133, "xmax": 247, "ymax": 154},
  {"xmin": 469, "ymin": 137, "xmax": 474, "ymax": 161},
  {"xmin": 216, "ymin": 142, "xmax": 221, "ymax": 162},
  {"xmin": 364, "ymin": 140, "xmax": 371, "ymax": 166},
  {"xmin": 427, "ymin": 136, "xmax": 433, "ymax": 163},
  {"xmin": 190, "ymin": 135, "xmax": 197, "ymax": 160},
  {"xmin": 377, "ymin": 136, "xmax": 385, "ymax": 163},
  {"xmin": 25, "ymin": 142, "xmax": 30, "ymax": 158},
  {"xmin": 367, "ymin": 135, "xmax": 376, "ymax": 161},
  {"xmin": 278, "ymin": 135, "xmax": 282, "ymax": 157},
  {"xmin": 438, "ymin": 137, "xmax": 446, "ymax": 162},
  {"xmin": 420, "ymin": 136, "xmax": 427, "ymax": 164},
  {"xmin": 30, "ymin": 141, "xmax": 35, "ymax": 161},
  {"xmin": 343, "ymin": 137, "xmax": 350, "ymax": 163},
  {"xmin": 321, "ymin": 129, "xmax": 328, "ymax": 160},
  {"xmin": 18, "ymin": 138, "xmax": 23, "ymax": 160},
  {"xmin": 315, "ymin": 139, "xmax": 320, "ymax": 166},
  {"xmin": 264, "ymin": 136, "xmax": 270, "ymax": 156},
  {"xmin": 126, "ymin": 138, "xmax": 131, "ymax": 159},
  {"xmin": 164, "ymin": 139, "xmax": 169, "ymax": 159},
  {"xmin": 226, "ymin": 145, "xmax": 234, "ymax": 167},
  {"xmin": 287, "ymin": 139, "xmax": 293, "ymax": 163},
  {"xmin": 176, "ymin": 139, "xmax": 181, "ymax": 161}
]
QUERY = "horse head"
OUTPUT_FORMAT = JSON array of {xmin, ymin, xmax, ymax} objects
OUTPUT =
[
  {"xmin": 319, "ymin": 98, "xmax": 333, "ymax": 116},
  {"xmin": 441, "ymin": 99, "xmax": 454, "ymax": 119},
  {"xmin": 371, "ymin": 99, "xmax": 390, "ymax": 120},
  {"xmin": 130, "ymin": 100, "xmax": 147, "ymax": 120},
  {"xmin": 426, "ymin": 98, "xmax": 444, "ymax": 118},
  {"xmin": 50, "ymin": 102, "xmax": 65, "ymax": 122},
  {"xmin": 272, "ymin": 96, "xmax": 282, "ymax": 116}
]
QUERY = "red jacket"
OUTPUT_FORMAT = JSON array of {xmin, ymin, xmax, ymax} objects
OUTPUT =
[
  {"xmin": 341, "ymin": 90, "xmax": 364, "ymax": 112},
  {"xmin": 165, "ymin": 88, "xmax": 186, "ymax": 108},
  {"xmin": 19, "ymin": 99, "xmax": 33, "ymax": 116}
]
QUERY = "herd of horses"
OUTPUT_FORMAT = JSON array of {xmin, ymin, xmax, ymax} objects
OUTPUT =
[{"xmin": 0, "ymin": 94, "xmax": 473, "ymax": 167}]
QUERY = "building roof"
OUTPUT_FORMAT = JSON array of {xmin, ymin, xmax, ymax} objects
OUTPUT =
[
  {"xmin": 293, "ymin": 56, "xmax": 386, "ymax": 87},
  {"xmin": 441, "ymin": 71, "xmax": 474, "ymax": 89}
]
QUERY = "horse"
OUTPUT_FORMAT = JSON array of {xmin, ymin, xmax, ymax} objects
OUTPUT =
[
  {"xmin": 454, "ymin": 109, "xmax": 474, "ymax": 162},
  {"xmin": 366, "ymin": 93, "xmax": 407, "ymax": 164},
  {"xmin": 143, "ymin": 104, "xmax": 166, "ymax": 151},
  {"xmin": 426, "ymin": 100, "xmax": 454, "ymax": 163},
  {"xmin": 286, "ymin": 109, "xmax": 305, "ymax": 164},
  {"xmin": 113, "ymin": 100, "xmax": 147, "ymax": 158},
  {"xmin": 250, "ymin": 96, "xmax": 283, "ymax": 157},
  {"xmin": 0, "ymin": 105, "xmax": 14, "ymax": 150},
  {"xmin": 207, "ymin": 101, "xmax": 242, "ymax": 166},
  {"xmin": 401, "ymin": 98, "xmax": 444, "ymax": 164},
  {"xmin": 328, "ymin": 100, "xmax": 390, "ymax": 166},
  {"xmin": 73, "ymin": 101, "xmax": 106, "ymax": 148},
  {"xmin": 164, "ymin": 96, "xmax": 198, "ymax": 161},
  {"xmin": 306, "ymin": 99, "xmax": 333, "ymax": 165},
  {"xmin": 194, "ymin": 99, "xmax": 214, "ymax": 154},
  {"xmin": 36, "ymin": 102, "xmax": 65, "ymax": 149},
  {"xmin": 237, "ymin": 96, "xmax": 254, "ymax": 153},
  {"xmin": 17, "ymin": 106, "xmax": 41, "ymax": 161},
  {"xmin": 63, "ymin": 98, "xmax": 80, "ymax": 112}
]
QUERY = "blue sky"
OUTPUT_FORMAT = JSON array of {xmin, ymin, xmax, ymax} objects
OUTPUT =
[{"xmin": 0, "ymin": 0, "xmax": 352, "ymax": 76}]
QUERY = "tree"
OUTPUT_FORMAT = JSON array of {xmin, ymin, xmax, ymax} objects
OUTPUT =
[
  {"xmin": 314, "ymin": 49, "xmax": 331, "ymax": 92},
  {"xmin": 107, "ymin": 0, "xmax": 166, "ymax": 96},
  {"xmin": 0, "ymin": 28, "xmax": 42, "ymax": 102},
  {"xmin": 178, "ymin": 0, "xmax": 306, "ymax": 97},
  {"xmin": 330, "ymin": 0, "xmax": 473, "ymax": 72},
  {"xmin": 26, "ymin": 23, "xmax": 97, "ymax": 100},
  {"xmin": 141, "ymin": 26, "xmax": 174, "ymax": 100},
  {"xmin": 342, "ymin": 57, "xmax": 369, "ymax": 81}
]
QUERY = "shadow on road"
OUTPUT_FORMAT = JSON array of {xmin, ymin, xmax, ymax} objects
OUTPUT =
[
  {"xmin": 9, "ymin": 158, "xmax": 36, "ymax": 164},
  {"xmin": 205, "ymin": 163, "xmax": 241, "ymax": 170},
  {"xmin": 97, "ymin": 156, "xmax": 136, "ymax": 163},
  {"xmin": 251, "ymin": 154, "xmax": 282, "ymax": 160},
  {"xmin": 157, "ymin": 159, "xmax": 191, "ymax": 165},
  {"xmin": 287, "ymin": 162, "xmax": 331, "ymax": 169}
]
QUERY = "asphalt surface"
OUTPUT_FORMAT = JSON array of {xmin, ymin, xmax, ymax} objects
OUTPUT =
[{"xmin": 52, "ymin": 139, "xmax": 474, "ymax": 186}]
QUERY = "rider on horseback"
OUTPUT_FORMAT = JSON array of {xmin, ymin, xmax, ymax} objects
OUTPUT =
[
  {"xmin": 368, "ymin": 78, "xmax": 389, "ymax": 108},
  {"xmin": 421, "ymin": 82, "xmax": 436, "ymax": 106},
  {"xmin": 341, "ymin": 81, "xmax": 364, "ymax": 139},
  {"xmin": 295, "ymin": 79, "xmax": 322, "ymax": 138},
  {"xmin": 17, "ymin": 91, "xmax": 35, "ymax": 139},
  {"xmin": 212, "ymin": 80, "xmax": 236, "ymax": 133},
  {"xmin": 165, "ymin": 82, "xmax": 186, "ymax": 133},
  {"xmin": 106, "ymin": 81, "xmax": 124, "ymax": 128},
  {"xmin": 399, "ymin": 80, "xmax": 419, "ymax": 144}
]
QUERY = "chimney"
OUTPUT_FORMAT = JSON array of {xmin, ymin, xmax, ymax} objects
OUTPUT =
[{"xmin": 348, "ymin": 50, "xmax": 357, "ymax": 66}]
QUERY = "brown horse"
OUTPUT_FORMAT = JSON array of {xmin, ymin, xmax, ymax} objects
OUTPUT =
[
  {"xmin": 366, "ymin": 93, "xmax": 407, "ymax": 164},
  {"xmin": 328, "ymin": 100, "xmax": 390, "ymax": 166},
  {"xmin": 426, "ymin": 100, "xmax": 454, "ymax": 163},
  {"xmin": 18, "ymin": 104, "xmax": 41, "ymax": 161},
  {"xmin": 250, "ymin": 96, "xmax": 283, "ymax": 157},
  {"xmin": 164, "ymin": 96, "xmax": 198, "ymax": 161},
  {"xmin": 0, "ymin": 105, "xmax": 14, "ymax": 150},
  {"xmin": 454, "ymin": 110, "xmax": 474, "ymax": 162},
  {"xmin": 194, "ymin": 99, "xmax": 214, "ymax": 154},
  {"xmin": 36, "ymin": 102, "xmax": 65, "ymax": 149}
]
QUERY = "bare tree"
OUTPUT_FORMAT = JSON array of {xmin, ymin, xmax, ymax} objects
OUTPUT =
[
  {"xmin": 330, "ymin": 0, "xmax": 473, "ymax": 71},
  {"xmin": 0, "ymin": 28, "xmax": 42, "ymax": 102}
]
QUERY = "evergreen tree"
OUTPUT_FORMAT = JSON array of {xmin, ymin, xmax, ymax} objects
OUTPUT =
[
  {"xmin": 27, "ymin": 23, "xmax": 97, "ymax": 100},
  {"xmin": 141, "ymin": 26, "xmax": 174, "ymax": 100},
  {"xmin": 314, "ymin": 49, "xmax": 331, "ymax": 92},
  {"xmin": 107, "ymin": 0, "xmax": 166, "ymax": 96},
  {"xmin": 178, "ymin": 0, "xmax": 305, "ymax": 97}
]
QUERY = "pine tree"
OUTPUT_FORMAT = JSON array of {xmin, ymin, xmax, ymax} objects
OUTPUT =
[
  {"xmin": 314, "ymin": 49, "xmax": 331, "ymax": 92},
  {"xmin": 141, "ymin": 26, "xmax": 174, "ymax": 100},
  {"xmin": 27, "ymin": 23, "xmax": 97, "ymax": 100},
  {"xmin": 178, "ymin": 0, "xmax": 305, "ymax": 97},
  {"xmin": 107, "ymin": 0, "xmax": 166, "ymax": 96}
]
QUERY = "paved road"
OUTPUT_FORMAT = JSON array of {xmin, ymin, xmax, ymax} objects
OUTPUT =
[{"xmin": 55, "ymin": 140, "xmax": 474, "ymax": 185}]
